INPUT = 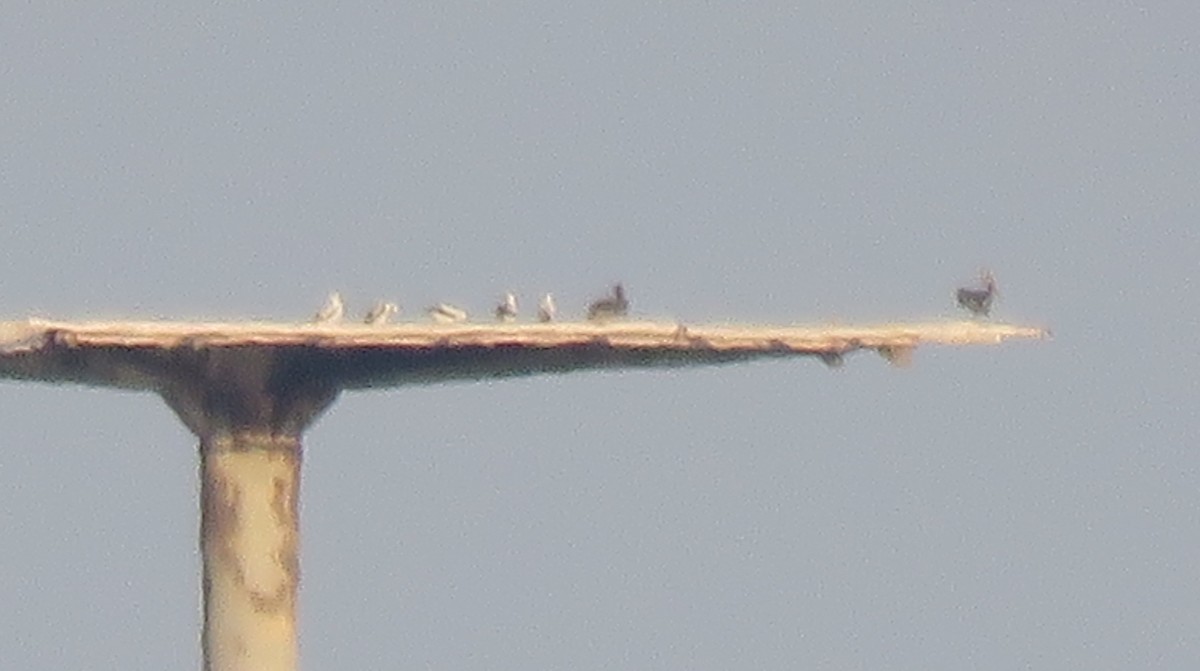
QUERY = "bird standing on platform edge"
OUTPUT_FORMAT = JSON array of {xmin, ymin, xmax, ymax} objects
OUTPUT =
[
  {"xmin": 587, "ymin": 283, "xmax": 629, "ymax": 321},
  {"xmin": 956, "ymin": 271, "xmax": 997, "ymax": 317},
  {"xmin": 313, "ymin": 292, "xmax": 345, "ymax": 323}
]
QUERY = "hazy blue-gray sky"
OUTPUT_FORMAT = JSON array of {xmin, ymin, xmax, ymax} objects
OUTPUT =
[{"xmin": 1, "ymin": 3, "xmax": 1196, "ymax": 669}]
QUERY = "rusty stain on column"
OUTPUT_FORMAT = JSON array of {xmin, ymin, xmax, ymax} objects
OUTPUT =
[
  {"xmin": 156, "ymin": 345, "xmax": 335, "ymax": 671},
  {"xmin": 200, "ymin": 431, "xmax": 302, "ymax": 671}
]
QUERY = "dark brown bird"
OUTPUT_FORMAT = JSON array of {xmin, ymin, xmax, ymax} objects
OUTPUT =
[
  {"xmin": 956, "ymin": 271, "xmax": 997, "ymax": 317},
  {"xmin": 587, "ymin": 283, "xmax": 629, "ymax": 321}
]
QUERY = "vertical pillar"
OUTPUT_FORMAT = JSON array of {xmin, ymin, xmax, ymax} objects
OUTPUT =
[
  {"xmin": 200, "ymin": 431, "xmax": 302, "ymax": 671},
  {"xmin": 156, "ymin": 346, "xmax": 336, "ymax": 670}
]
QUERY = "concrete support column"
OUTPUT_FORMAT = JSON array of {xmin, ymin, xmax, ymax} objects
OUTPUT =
[
  {"xmin": 200, "ymin": 431, "xmax": 302, "ymax": 671},
  {"xmin": 154, "ymin": 347, "xmax": 335, "ymax": 671}
]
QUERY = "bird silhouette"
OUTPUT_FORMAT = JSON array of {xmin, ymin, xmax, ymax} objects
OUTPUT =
[
  {"xmin": 956, "ymin": 271, "xmax": 997, "ymax": 317},
  {"xmin": 537, "ymin": 293, "xmax": 556, "ymax": 323},
  {"xmin": 427, "ymin": 303, "xmax": 469, "ymax": 323},
  {"xmin": 364, "ymin": 301, "xmax": 399, "ymax": 325},
  {"xmin": 313, "ymin": 292, "xmax": 345, "ymax": 323},
  {"xmin": 586, "ymin": 283, "xmax": 629, "ymax": 321},
  {"xmin": 495, "ymin": 292, "xmax": 518, "ymax": 322}
]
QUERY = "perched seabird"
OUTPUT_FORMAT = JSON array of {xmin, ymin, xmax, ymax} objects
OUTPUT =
[
  {"xmin": 364, "ymin": 301, "xmax": 399, "ymax": 325},
  {"xmin": 313, "ymin": 292, "xmax": 345, "ymax": 323},
  {"xmin": 427, "ymin": 303, "xmax": 469, "ymax": 323},
  {"xmin": 586, "ymin": 283, "xmax": 629, "ymax": 321},
  {"xmin": 956, "ymin": 271, "xmax": 997, "ymax": 317},
  {"xmin": 537, "ymin": 293, "xmax": 556, "ymax": 323},
  {"xmin": 495, "ymin": 292, "xmax": 518, "ymax": 322}
]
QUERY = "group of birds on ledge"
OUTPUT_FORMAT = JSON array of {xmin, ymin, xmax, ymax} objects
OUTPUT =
[
  {"xmin": 310, "ymin": 271, "xmax": 998, "ymax": 326},
  {"xmin": 311, "ymin": 283, "xmax": 629, "ymax": 325}
]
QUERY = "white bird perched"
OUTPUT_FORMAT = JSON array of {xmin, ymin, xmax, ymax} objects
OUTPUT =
[
  {"xmin": 363, "ymin": 301, "xmax": 399, "ymax": 325},
  {"xmin": 495, "ymin": 292, "xmax": 518, "ymax": 322},
  {"xmin": 537, "ymin": 293, "xmax": 556, "ymax": 323},
  {"xmin": 427, "ymin": 303, "xmax": 468, "ymax": 323},
  {"xmin": 313, "ymin": 292, "xmax": 345, "ymax": 323}
]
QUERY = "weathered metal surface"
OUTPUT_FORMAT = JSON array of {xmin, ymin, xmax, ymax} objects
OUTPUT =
[
  {"xmin": 151, "ymin": 345, "xmax": 334, "ymax": 671},
  {"xmin": 201, "ymin": 432, "xmax": 301, "ymax": 671},
  {"xmin": 0, "ymin": 318, "xmax": 1049, "ymax": 391}
]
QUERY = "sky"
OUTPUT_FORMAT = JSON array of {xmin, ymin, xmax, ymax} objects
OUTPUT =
[{"xmin": 0, "ymin": 2, "xmax": 1197, "ymax": 669}]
